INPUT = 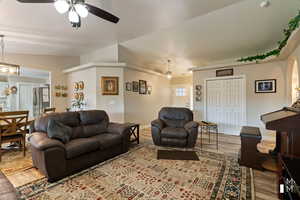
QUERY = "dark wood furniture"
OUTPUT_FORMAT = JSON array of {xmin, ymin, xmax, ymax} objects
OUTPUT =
[
  {"xmin": 198, "ymin": 121, "xmax": 218, "ymax": 150},
  {"xmin": 238, "ymin": 126, "xmax": 265, "ymax": 170},
  {"xmin": 261, "ymin": 106, "xmax": 300, "ymax": 199},
  {"xmin": 0, "ymin": 111, "xmax": 29, "ymax": 161},
  {"xmin": 124, "ymin": 123, "xmax": 139, "ymax": 144},
  {"xmin": 43, "ymin": 107, "xmax": 56, "ymax": 114},
  {"xmin": 279, "ymin": 155, "xmax": 300, "ymax": 199}
]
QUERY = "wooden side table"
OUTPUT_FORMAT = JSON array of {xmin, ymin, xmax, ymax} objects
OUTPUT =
[
  {"xmin": 124, "ymin": 123, "xmax": 140, "ymax": 144},
  {"xmin": 198, "ymin": 121, "xmax": 219, "ymax": 150}
]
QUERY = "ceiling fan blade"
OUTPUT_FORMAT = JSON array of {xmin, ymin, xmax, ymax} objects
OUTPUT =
[
  {"xmin": 16, "ymin": 0, "xmax": 55, "ymax": 3},
  {"xmin": 86, "ymin": 3, "xmax": 119, "ymax": 24}
]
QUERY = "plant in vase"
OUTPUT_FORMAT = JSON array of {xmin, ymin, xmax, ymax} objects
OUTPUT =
[{"xmin": 71, "ymin": 99, "xmax": 86, "ymax": 111}]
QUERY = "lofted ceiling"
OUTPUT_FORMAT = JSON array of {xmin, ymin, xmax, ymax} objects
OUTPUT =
[
  {"xmin": 0, "ymin": 0, "xmax": 242, "ymax": 55},
  {"xmin": 0, "ymin": 0, "xmax": 299, "ymax": 76},
  {"xmin": 120, "ymin": 0, "xmax": 300, "ymax": 75}
]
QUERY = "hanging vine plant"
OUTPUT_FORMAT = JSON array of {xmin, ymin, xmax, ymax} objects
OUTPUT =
[{"xmin": 238, "ymin": 11, "xmax": 300, "ymax": 63}]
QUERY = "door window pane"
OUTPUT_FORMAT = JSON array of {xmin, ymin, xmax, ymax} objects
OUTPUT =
[{"xmin": 176, "ymin": 88, "xmax": 186, "ymax": 96}]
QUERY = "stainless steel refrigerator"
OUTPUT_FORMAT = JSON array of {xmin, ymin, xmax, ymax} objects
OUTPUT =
[{"xmin": 33, "ymin": 85, "xmax": 50, "ymax": 117}]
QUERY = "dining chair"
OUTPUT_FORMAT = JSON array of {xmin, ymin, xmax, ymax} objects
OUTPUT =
[
  {"xmin": 0, "ymin": 111, "xmax": 29, "ymax": 162},
  {"xmin": 43, "ymin": 107, "xmax": 56, "ymax": 114}
]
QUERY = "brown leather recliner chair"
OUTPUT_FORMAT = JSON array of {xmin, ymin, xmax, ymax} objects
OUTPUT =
[
  {"xmin": 29, "ymin": 110, "xmax": 130, "ymax": 182},
  {"xmin": 151, "ymin": 107, "xmax": 199, "ymax": 148}
]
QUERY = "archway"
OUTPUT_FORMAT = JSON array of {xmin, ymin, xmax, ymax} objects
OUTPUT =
[{"xmin": 291, "ymin": 59, "xmax": 299, "ymax": 104}]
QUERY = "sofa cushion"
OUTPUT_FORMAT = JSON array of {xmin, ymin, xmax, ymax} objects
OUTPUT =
[
  {"xmin": 159, "ymin": 107, "xmax": 193, "ymax": 128},
  {"xmin": 161, "ymin": 127, "xmax": 188, "ymax": 139},
  {"xmin": 34, "ymin": 112, "xmax": 80, "ymax": 133},
  {"xmin": 81, "ymin": 124, "xmax": 108, "ymax": 138},
  {"xmin": 79, "ymin": 110, "xmax": 109, "ymax": 126},
  {"xmin": 65, "ymin": 138, "xmax": 100, "ymax": 159},
  {"xmin": 70, "ymin": 126, "xmax": 84, "ymax": 139},
  {"xmin": 77, "ymin": 110, "xmax": 109, "ymax": 138},
  {"xmin": 47, "ymin": 119, "xmax": 72, "ymax": 144},
  {"xmin": 92, "ymin": 133, "xmax": 122, "ymax": 150}
]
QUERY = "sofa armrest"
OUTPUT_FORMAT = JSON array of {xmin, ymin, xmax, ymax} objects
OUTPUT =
[
  {"xmin": 184, "ymin": 121, "xmax": 199, "ymax": 131},
  {"xmin": 29, "ymin": 132, "xmax": 65, "ymax": 151},
  {"xmin": 107, "ymin": 123, "xmax": 130, "ymax": 152},
  {"xmin": 184, "ymin": 121, "xmax": 199, "ymax": 148},
  {"xmin": 107, "ymin": 123, "xmax": 130, "ymax": 136},
  {"xmin": 151, "ymin": 119, "xmax": 165, "ymax": 130}
]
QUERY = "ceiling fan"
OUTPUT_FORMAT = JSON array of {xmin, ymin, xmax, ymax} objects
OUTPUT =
[{"xmin": 16, "ymin": 0, "xmax": 119, "ymax": 28}]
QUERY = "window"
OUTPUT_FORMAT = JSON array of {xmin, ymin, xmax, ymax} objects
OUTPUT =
[{"xmin": 175, "ymin": 88, "xmax": 186, "ymax": 96}]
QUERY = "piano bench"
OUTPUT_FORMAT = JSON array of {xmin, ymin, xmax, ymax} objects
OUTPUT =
[{"xmin": 238, "ymin": 126, "xmax": 265, "ymax": 170}]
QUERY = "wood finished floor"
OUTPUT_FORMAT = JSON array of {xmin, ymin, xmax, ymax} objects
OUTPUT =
[
  {"xmin": 1, "ymin": 129, "xmax": 279, "ymax": 200},
  {"xmin": 142, "ymin": 129, "xmax": 279, "ymax": 200}
]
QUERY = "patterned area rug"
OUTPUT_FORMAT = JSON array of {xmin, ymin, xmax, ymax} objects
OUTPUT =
[{"xmin": 16, "ymin": 144, "xmax": 253, "ymax": 200}]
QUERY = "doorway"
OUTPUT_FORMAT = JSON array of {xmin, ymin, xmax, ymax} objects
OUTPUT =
[
  {"xmin": 291, "ymin": 60, "xmax": 299, "ymax": 104},
  {"xmin": 205, "ymin": 76, "xmax": 246, "ymax": 135},
  {"xmin": 171, "ymin": 85, "xmax": 193, "ymax": 110}
]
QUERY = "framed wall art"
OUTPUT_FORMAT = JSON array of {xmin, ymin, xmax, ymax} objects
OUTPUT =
[
  {"xmin": 132, "ymin": 81, "xmax": 139, "ymax": 92},
  {"xmin": 139, "ymin": 80, "xmax": 147, "ymax": 94},
  {"xmin": 101, "ymin": 76, "xmax": 119, "ymax": 95},
  {"xmin": 255, "ymin": 79, "xmax": 276, "ymax": 93},
  {"xmin": 216, "ymin": 68, "xmax": 233, "ymax": 77},
  {"xmin": 125, "ymin": 82, "xmax": 132, "ymax": 91}
]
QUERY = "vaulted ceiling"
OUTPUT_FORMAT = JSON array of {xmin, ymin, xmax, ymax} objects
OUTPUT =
[{"xmin": 0, "ymin": 0, "xmax": 299, "ymax": 75}]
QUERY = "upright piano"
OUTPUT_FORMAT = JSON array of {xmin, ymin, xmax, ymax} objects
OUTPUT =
[{"xmin": 261, "ymin": 106, "xmax": 300, "ymax": 199}]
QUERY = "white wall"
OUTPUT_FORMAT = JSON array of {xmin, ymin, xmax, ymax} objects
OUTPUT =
[
  {"xmin": 96, "ymin": 67, "xmax": 125, "ymax": 123},
  {"xmin": 124, "ymin": 68, "xmax": 171, "ymax": 126},
  {"xmin": 67, "ymin": 67, "xmax": 97, "ymax": 110},
  {"xmin": 287, "ymin": 43, "xmax": 300, "ymax": 105},
  {"xmin": 193, "ymin": 61, "xmax": 288, "ymax": 131},
  {"xmin": 170, "ymin": 76, "xmax": 192, "ymax": 108},
  {"xmin": 66, "ymin": 66, "xmax": 125, "ymax": 123}
]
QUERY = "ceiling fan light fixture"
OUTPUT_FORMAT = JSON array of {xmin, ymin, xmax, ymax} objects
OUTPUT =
[
  {"xmin": 69, "ymin": 9, "xmax": 80, "ymax": 23},
  {"xmin": 54, "ymin": 0, "xmax": 70, "ymax": 14},
  {"xmin": 166, "ymin": 71, "xmax": 172, "ymax": 79},
  {"xmin": 75, "ymin": 3, "xmax": 88, "ymax": 18}
]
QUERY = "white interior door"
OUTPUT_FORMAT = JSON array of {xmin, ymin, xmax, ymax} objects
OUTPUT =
[
  {"xmin": 17, "ymin": 83, "xmax": 34, "ymax": 118},
  {"xmin": 205, "ymin": 76, "xmax": 246, "ymax": 135}
]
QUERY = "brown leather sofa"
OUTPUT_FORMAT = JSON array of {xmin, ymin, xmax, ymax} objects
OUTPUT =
[
  {"xmin": 151, "ymin": 107, "xmax": 199, "ymax": 148},
  {"xmin": 0, "ymin": 171, "xmax": 17, "ymax": 200},
  {"xmin": 29, "ymin": 110, "xmax": 130, "ymax": 182}
]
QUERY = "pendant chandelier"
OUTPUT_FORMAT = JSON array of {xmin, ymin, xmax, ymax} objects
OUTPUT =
[
  {"xmin": 166, "ymin": 59, "xmax": 172, "ymax": 79},
  {"xmin": 0, "ymin": 35, "xmax": 20, "ymax": 76}
]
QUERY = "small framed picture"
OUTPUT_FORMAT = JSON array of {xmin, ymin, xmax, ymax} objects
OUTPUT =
[
  {"xmin": 255, "ymin": 79, "xmax": 276, "ymax": 93},
  {"xmin": 216, "ymin": 68, "xmax": 233, "ymax": 77},
  {"xmin": 125, "ymin": 82, "xmax": 132, "ymax": 91},
  {"xmin": 139, "ymin": 80, "xmax": 147, "ymax": 94},
  {"xmin": 132, "ymin": 81, "xmax": 139, "ymax": 92},
  {"xmin": 101, "ymin": 76, "xmax": 119, "ymax": 95}
]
